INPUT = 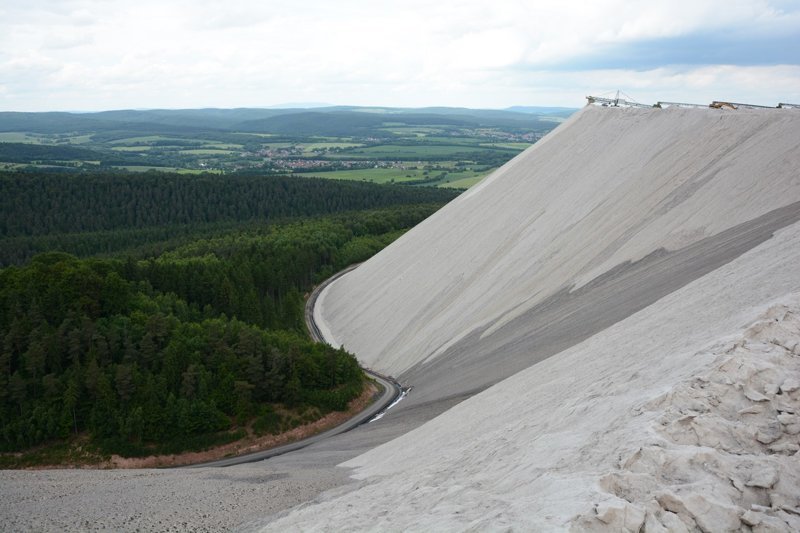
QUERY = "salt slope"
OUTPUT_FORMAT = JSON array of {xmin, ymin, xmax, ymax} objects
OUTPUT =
[
  {"xmin": 317, "ymin": 106, "xmax": 800, "ymax": 394},
  {"xmin": 267, "ymin": 211, "xmax": 800, "ymax": 531},
  {"xmin": 281, "ymin": 106, "xmax": 800, "ymax": 529}
]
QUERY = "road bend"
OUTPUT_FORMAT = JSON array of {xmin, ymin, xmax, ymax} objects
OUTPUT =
[{"xmin": 186, "ymin": 263, "xmax": 401, "ymax": 468}]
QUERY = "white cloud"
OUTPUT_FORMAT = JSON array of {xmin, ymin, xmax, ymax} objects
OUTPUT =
[{"xmin": 0, "ymin": 0, "xmax": 798, "ymax": 111}]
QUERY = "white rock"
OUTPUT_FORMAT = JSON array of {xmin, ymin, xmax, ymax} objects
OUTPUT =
[
  {"xmin": 773, "ymin": 399, "xmax": 796, "ymax": 414},
  {"xmin": 746, "ymin": 388, "xmax": 772, "ymax": 402},
  {"xmin": 657, "ymin": 492, "xmax": 689, "ymax": 516},
  {"xmin": 660, "ymin": 493, "xmax": 742, "ymax": 532},
  {"xmin": 784, "ymin": 423, "xmax": 800, "ymax": 435},
  {"xmin": 769, "ymin": 493, "xmax": 797, "ymax": 510},
  {"xmin": 756, "ymin": 422, "xmax": 784, "ymax": 444},
  {"xmin": 753, "ymin": 515, "xmax": 792, "ymax": 533},
  {"xmin": 658, "ymin": 511, "xmax": 691, "ymax": 533},
  {"xmin": 745, "ymin": 465, "xmax": 780, "ymax": 489},
  {"xmin": 595, "ymin": 500, "xmax": 646, "ymax": 531},
  {"xmin": 781, "ymin": 379, "xmax": 800, "ymax": 394},
  {"xmin": 768, "ymin": 442, "xmax": 800, "ymax": 454},
  {"xmin": 643, "ymin": 512, "xmax": 669, "ymax": 533},
  {"xmin": 742, "ymin": 509, "xmax": 762, "ymax": 526},
  {"xmin": 775, "ymin": 510, "xmax": 800, "ymax": 532}
]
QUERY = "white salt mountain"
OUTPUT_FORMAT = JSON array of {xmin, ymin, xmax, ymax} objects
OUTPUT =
[
  {"xmin": 4, "ymin": 106, "xmax": 799, "ymax": 532},
  {"xmin": 274, "ymin": 105, "xmax": 800, "ymax": 530}
]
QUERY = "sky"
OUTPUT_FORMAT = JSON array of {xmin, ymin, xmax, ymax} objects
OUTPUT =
[{"xmin": 1, "ymin": 0, "xmax": 799, "ymax": 111}]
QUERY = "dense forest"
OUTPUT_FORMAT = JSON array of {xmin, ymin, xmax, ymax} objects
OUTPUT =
[
  {"xmin": 0, "ymin": 171, "xmax": 457, "ymax": 266},
  {"xmin": 0, "ymin": 169, "xmax": 453, "ymax": 463},
  {"xmin": 0, "ymin": 143, "xmax": 102, "ymax": 164},
  {"xmin": 0, "ymin": 253, "xmax": 360, "ymax": 456},
  {"xmin": 0, "ymin": 171, "xmax": 456, "ymax": 237}
]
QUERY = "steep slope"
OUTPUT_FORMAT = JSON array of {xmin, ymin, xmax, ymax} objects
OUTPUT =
[
  {"xmin": 273, "ymin": 210, "xmax": 800, "ymax": 531},
  {"xmin": 4, "ymin": 106, "xmax": 798, "ymax": 532},
  {"xmin": 274, "ymin": 105, "xmax": 800, "ymax": 530},
  {"xmin": 316, "ymin": 106, "xmax": 800, "ymax": 407}
]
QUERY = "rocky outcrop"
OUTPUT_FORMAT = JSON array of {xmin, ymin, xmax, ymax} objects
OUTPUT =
[{"xmin": 574, "ymin": 303, "xmax": 800, "ymax": 532}]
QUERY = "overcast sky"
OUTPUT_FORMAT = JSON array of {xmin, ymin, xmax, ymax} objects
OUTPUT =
[{"xmin": 2, "ymin": 0, "xmax": 799, "ymax": 111}]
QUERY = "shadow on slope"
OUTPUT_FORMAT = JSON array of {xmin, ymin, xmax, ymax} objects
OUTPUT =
[{"xmin": 399, "ymin": 200, "xmax": 800, "ymax": 407}]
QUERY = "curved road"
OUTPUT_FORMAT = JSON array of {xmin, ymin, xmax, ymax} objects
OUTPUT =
[{"xmin": 187, "ymin": 264, "xmax": 401, "ymax": 468}]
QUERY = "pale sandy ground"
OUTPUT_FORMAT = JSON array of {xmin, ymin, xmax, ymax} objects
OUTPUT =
[
  {"xmin": 3, "ymin": 106, "xmax": 799, "ymax": 531},
  {"xmin": 267, "ymin": 217, "xmax": 800, "ymax": 532},
  {"xmin": 317, "ymin": 106, "xmax": 800, "ymax": 383},
  {"xmin": 0, "ymin": 463, "xmax": 347, "ymax": 532},
  {"xmin": 272, "ymin": 106, "xmax": 800, "ymax": 530}
]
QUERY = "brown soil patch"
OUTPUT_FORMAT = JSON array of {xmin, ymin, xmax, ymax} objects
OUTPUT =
[
  {"xmin": 104, "ymin": 381, "xmax": 379, "ymax": 469},
  {"xmin": 7, "ymin": 381, "xmax": 379, "ymax": 470}
]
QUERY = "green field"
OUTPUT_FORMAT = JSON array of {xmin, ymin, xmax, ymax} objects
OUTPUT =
[
  {"xmin": 1, "ymin": 105, "xmax": 568, "ymax": 186},
  {"xmin": 305, "ymin": 164, "xmax": 492, "ymax": 188},
  {"xmin": 439, "ymin": 174, "xmax": 487, "ymax": 189},
  {"xmin": 480, "ymin": 142, "xmax": 532, "ymax": 150},
  {"xmin": 111, "ymin": 145, "xmax": 152, "ymax": 151},
  {"xmin": 418, "ymin": 136, "xmax": 482, "ymax": 145},
  {"xmin": 207, "ymin": 143, "xmax": 244, "ymax": 149},
  {"xmin": 436, "ymin": 168, "xmax": 493, "ymax": 188},
  {"xmin": 338, "ymin": 144, "xmax": 498, "ymax": 159},
  {"xmin": 178, "ymin": 148, "xmax": 236, "ymax": 155},
  {"xmin": 305, "ymin": 168, "xmax": 427, "ymax": 183},
  {"xmin": 0, "ymin": 133, "xmax": 40, "ymax": 143}
]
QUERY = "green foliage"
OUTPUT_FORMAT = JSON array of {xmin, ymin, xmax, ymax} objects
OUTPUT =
[
  {"xmin": 0, "ymin": 166, "xmax": 452, "ymax": 460},
  {"xmin": 253, "ymin": 408, "xmax": 282, "ymax": 435},
  {"xmin": 0, "ymin": 171, "xmax": 457, "ymax": 266},
  {"xmin": 127, "ymin": 206, "xmax": 437, "ymax": 332},
  {"xmin": 0, "ymin": 143, "xmax": 102, "ymax": 163},
  {"xmin": 0, "ymin": 106, "xmax": 563, "ymax": 178},
  {"xmin": 0, "ymin": 253, "xmax": 363, "ymax": 455},
  {"xmin": 0, "ymin": 204, "xmax": 440, "ymax": 458},
  {"xmin": 0, "ymin": 171, "xmax": 456, "ymax": 238}
]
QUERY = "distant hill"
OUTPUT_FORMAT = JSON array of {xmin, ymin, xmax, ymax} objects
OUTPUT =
[
  {"xmin": 0, "ymin": 111, "xmax": 219, "ymax": 136},
  {"xmin": 0, "ymin": 105, "xmax": 562, "ymax": 174},
  {"xmin": 236, "ymin": 111, "xmax": 478, "ymax": 136},
  {"xmin": 0, "ymin": 112, "xmax": 109, "ymax": 134},
  {"xmin": 0, "ymin": 142, "xmax": 103, "ymax": 163},
  {"xmin": 89, "ymin": 108, "xmax": 297, "ymax": 129},
  {"xmin": 0, "ymin": 106, "xmax": 570, "ymax": 136},
  {"xmin": 505, "ymin": 105, "xmax": 579, "ymax": 116}
]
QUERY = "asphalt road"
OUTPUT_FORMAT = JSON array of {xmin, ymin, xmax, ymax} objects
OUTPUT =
[{"xmin": 187, "ymin": 264, "xmax": 401, "ymax": 468}]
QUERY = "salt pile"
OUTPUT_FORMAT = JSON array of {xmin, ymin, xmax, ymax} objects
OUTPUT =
[
  {"xmin": 4, "ymin": 105, "xmax": 799, "ymax": 532},
  {"xmin": 272, "ymin": 105, "xmax": 800, "ymax": 530},
  {"xmin": 269, "ymin": 222, "xmax": 800, "ymax": 531}
]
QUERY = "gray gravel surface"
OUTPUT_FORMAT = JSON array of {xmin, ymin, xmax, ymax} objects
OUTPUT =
[{"xmin": 0, "ymin": 461, "xmax": 347, "ymax": 532}]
